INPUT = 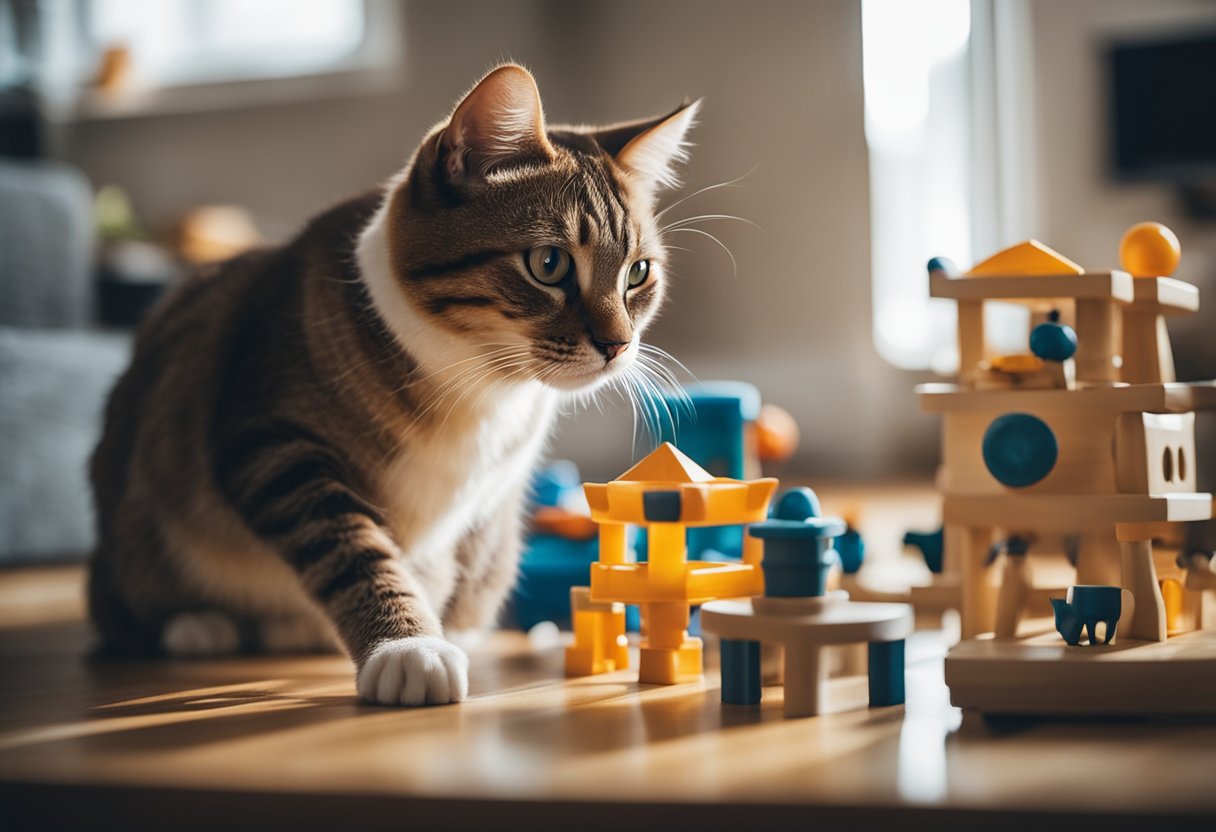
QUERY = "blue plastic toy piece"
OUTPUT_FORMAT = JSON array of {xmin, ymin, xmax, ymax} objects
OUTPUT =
[
  {"xmin": 834, "ymin": 527, "xmax": 865, "ymax": 574},
  {"xmin": 903, "ymin": 527, "xmax": 944, "ymax": 573},
  {"xmin": 531, "ymin": 459, "xmax": 581, "ymax": 507},
  {"xmin": 748, "ymin": 488, "xmax": 846, "ymax": 598},
  {"xmin": 511, "ymin": 461, "xmax": 641, "ymax": 631},
  {"xmin": 868, "ymin": 639, "xmax": 905, "ymax": 707},
  {"xmin": 720, "ymin": 638, "xmax": 762, "ymax": 705},
  {"xmin": 1029, "ymin": 310, "xmax": 1078, "ymax": 362},
  {"xmin": 982, "ymin": 413, "xmax": 1058, "ymax": 488},
  {"xmin": 1052, "ymin": 585, "xmax": 1122, "ymax": 646}
]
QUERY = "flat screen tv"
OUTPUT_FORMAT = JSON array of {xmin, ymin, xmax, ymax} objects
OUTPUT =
[{"xmin": 1108, "ymin": 30, "xmax": 1216, "ymax": 183}]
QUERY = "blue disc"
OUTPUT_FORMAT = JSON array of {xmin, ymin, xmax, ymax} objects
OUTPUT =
[{"xmin": 982, "ymin": 413, "xmax": 1057, "ymax": 488}]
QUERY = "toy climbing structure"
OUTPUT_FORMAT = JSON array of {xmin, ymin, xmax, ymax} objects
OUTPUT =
[{"xmin": 920, "ymin": 223, "xmax": 1216, "ymax": 715}]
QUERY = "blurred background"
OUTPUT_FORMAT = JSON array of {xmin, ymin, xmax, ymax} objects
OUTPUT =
[{"xmin": 1, "ymin": 0, "xmax": 1214, "ymax": 565}]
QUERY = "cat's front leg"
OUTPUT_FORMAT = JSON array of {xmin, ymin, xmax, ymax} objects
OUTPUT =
[{"xmin": 216, "ymin": 424, "xmax": 467, "ymax": 706}]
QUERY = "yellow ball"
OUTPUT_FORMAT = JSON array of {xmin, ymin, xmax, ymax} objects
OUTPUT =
[{"xmin": 1119, "ymin": 221, "xmax": 1181, "ymax": 278}]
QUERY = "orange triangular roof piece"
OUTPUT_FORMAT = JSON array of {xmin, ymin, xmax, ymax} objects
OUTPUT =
[
  {"xmin": 966, "ymin": 240, "xmax": 1083, "ymax": 277},
  {"xmin": 616, "ymin": 442, "xmax": 716, "ymax": 483}
]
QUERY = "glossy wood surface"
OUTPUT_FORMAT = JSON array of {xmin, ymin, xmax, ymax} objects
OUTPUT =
[{"xmin": 2, "ymin": 483, "xmax": 1214, "ymax": 831}]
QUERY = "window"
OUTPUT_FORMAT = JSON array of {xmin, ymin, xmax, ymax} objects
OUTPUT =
[
  {"xmin": 85, "ymin": 0, "xmax": 368, "ymax": 87},
  {"xmin": 863, "ymin": 0, "xmax": 1037, "ymax": 373}
]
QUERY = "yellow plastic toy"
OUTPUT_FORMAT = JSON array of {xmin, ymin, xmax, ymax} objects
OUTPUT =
[
  {"xmin": 1119, "ymin": 221, "xmax": 1181, "ymax": 278},
  {"xmin": 565, "ymin": 443, "xmax": 777, "ymax": 684}
]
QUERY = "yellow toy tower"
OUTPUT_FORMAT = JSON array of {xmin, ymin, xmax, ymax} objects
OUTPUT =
[
  {"xmin": 919, "ymin": 223, "xmax": 1216, "ymax": 716},
  {"xmin": 565, "ymin": 443, "xmax": 777, "ymax": 684}
]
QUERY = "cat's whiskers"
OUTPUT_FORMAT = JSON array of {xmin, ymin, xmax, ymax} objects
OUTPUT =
[
  {"xmin": 654, "ymin": 167, "xmax": 756, "ymax": 222},
  {"xmin": 659, "ymin": 213, "xmax": 763, "ymax": 235},
  {"xmin": 665, "ymin": 226, "xmax": 739, "ymax": 279}
]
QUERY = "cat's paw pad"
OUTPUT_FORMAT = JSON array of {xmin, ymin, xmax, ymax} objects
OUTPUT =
[
  {"xmin": 162, "ymin": 612, "xmax": 240, "ymax": 656},
  {"xmin": 357, "ymin": 636, "xmax": 469, "ymax": 706}
]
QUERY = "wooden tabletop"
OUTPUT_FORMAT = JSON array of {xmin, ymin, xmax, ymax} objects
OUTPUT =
[{"xmin": 3, "ymin": 483, "xmax": 1215, "ymax": 831}]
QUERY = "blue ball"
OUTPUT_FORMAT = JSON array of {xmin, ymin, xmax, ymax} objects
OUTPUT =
[
  {"xmin": 982, "ymin": 413, "xmax": 1058, "ymax": 488},
  {"xmin": 1030, "ymin": 321, "xmax": 1078, "ymax": 362}
]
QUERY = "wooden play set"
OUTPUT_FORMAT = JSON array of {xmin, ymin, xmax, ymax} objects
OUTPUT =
[
  {"xmin": 918, "ymin": 222, "xmax": 1216, "ymax": 716},
  {"xmin": 561, "ymin": 221, "xmax": 1214, "ymax": 720}
]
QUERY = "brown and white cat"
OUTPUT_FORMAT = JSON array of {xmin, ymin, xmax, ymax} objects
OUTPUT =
[{"xmin": 88, "ymin": 65, "xmax": 699, "ymax": 706}]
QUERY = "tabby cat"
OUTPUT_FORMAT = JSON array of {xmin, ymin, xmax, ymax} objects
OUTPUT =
[{"xmin": 89, "ymin": 65, "xmax": 699, "ymax": 706}]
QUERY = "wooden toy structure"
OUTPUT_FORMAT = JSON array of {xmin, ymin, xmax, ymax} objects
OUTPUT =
[
  {"xmin": 702, "ymin": 488, "xmax": 913, "ymax": 717},
  {"xmin": 564, "ymin": 443, "xmax": 777, "ymax": 684},
  {"xmin": 919, "ymin": 223, "xmax": 1216, "ymax": 715}
]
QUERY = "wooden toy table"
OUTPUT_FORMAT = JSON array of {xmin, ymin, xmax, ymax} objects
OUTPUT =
[{"xmin": 701, "ymin": 593, "xmax": 914, "ymax": 716}]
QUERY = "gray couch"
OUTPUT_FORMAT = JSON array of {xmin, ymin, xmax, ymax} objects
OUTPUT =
[{"xmin": 0, "ymin": 159, "xmax": 131, "ymax": 563}]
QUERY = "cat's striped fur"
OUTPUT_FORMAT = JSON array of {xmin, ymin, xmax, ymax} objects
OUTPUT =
[{"xmin": 88, "ymin": 65, "xmax": 699, "ymax": 705}]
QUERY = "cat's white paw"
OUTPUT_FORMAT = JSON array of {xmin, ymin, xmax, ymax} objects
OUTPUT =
[
  {"xmin": 357, "ymin": 636, "xmax": 469, "ymax": 706},
  {"xmin": 162, "ymin": 612, "xmax": 240, "ymax": 656}
]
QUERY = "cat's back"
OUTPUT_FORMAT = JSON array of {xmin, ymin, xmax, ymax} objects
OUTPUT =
[{"xmin": 92, "ymin": 193, "xmax": 385, "ymax": 526}]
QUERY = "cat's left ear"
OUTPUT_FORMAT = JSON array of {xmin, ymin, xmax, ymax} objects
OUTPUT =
[
  {"xmin": 440, "ymin": 64, "xmax": 555, "ymax": 187},
  {"xmin": 594, "ymin": 99, "xmax": 702, "ymax": 194}
]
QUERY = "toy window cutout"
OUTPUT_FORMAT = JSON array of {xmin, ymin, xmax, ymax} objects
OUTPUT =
[
  {"xmin": 1163, "ymin": 446, "xmax": 1174, "ymax": 483},
  {"xmin": 1178, "ymin": 447, "xmax": 1187, "ymax": 482}
]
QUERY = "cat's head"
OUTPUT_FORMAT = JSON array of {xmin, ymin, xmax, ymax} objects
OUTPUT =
[{"xmin": 370, "ymin": 64, "xmax": 698, "ymax": 393}]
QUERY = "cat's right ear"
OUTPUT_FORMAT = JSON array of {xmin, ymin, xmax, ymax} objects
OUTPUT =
[{"xmin": 438, "ymin": 64, "xmax": 555, "ymax": 188}]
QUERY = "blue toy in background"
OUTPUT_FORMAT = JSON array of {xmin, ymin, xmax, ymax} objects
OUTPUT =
[
  {"xmin": 1030, "ymin": 310, "xmax": 1078, "ymax": 363},
  {"xmin": 507, "ymin": 461, "xmax": 639, "ymax": 632},
  {"xmin": 657, "ymin": 380, "xmax": 761, "ymax": 480},
  {"xmin": 903, "ymin": 526, "xmax": 945, "ymax": 573}
]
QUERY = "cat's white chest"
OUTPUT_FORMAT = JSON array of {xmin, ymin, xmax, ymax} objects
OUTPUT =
[{"xmin": 378, "ymin": 383, "xmax": 556, "ymax": 583}]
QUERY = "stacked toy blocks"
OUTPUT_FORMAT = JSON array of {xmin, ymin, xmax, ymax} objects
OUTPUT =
[{"xmin": 564, "ymin": 442, "xmax": 776, "ymax": 684}]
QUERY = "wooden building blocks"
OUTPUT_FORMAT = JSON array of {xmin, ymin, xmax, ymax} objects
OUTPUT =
[
  {"xmin": 564, "ymin": 442, "xmax": 777, "ymax": 684},
  {"xmin": 702, "ymin": 487, "xmax": 914, "ymax": 717},
  {"xmin": 919, "ymin": 223, "xmax": 1216, "ymax": 716}
]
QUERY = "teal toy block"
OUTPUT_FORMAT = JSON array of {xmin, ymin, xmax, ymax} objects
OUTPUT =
[
  {"xmin": 868, "ymin": 639, "xmax": 905, "ymax": 707},
  {"xmin": 720, "ymin": 638, "xmax": 762, "ymax": 705},
  {"xmin": 748, "ymin": 487, "xmax": 846, "ymax": 598}
]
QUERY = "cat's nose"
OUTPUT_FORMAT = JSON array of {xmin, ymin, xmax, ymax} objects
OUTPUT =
[{"xmin": 593, "ymin": 339, "xmax": 629, "ymax": 362}]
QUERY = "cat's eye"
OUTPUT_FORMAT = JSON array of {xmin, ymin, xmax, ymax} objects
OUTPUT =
[
  {"xmin": 526, "ymin": 246, "xmax": 573, "ymax": 285},
  {"xmin": 627, "ymin": 259, "xmax": 651, "ymax": 289}
]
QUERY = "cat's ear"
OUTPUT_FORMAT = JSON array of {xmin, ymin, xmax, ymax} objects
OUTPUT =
[
  {"xmin": 440, "ymin": 64, "xmax": 555, "ymax": 186},
  {"xmin": 595, "ymin": 99, "xmax": 701, "ymax": 193}
]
